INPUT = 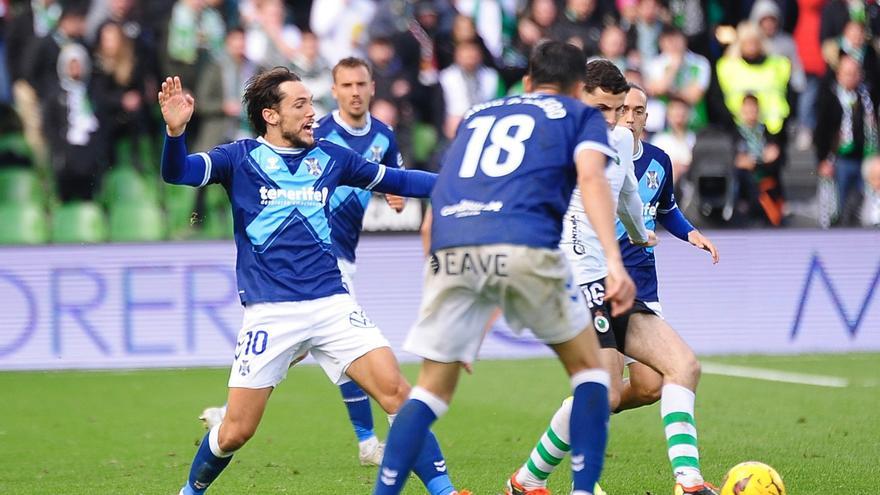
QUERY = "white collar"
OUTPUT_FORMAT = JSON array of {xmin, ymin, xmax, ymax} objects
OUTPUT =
[
  {"xmin": 332, "ymin": 110, "xmax": 372, "ymax": 136},
  {"xmin": 633, "ymin": 139, "xmax": 644, "ymax": 161},
  {"xmin": 257, "ymin": 136, "xmax": 305, "ymax": 155}
]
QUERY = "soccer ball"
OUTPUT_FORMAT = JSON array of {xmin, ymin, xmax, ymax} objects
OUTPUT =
[{"xmin": 720, "ymin": 461, "xmax": 786, "ymax": 495}]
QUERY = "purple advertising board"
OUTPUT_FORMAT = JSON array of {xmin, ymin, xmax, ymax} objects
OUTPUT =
[{"xmin": 0, "ymin": 230, "xmax": 878, "ymax": 371}]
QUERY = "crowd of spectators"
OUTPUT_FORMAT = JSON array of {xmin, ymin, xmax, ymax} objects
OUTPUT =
[{"xmin": 1, "ymin": 0, "xmax": 879, "ymax": 239}]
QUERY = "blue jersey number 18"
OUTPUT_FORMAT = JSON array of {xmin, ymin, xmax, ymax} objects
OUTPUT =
[{"xmin": 458, "ymin": 114, "xmax": 535, "ymax": 178}]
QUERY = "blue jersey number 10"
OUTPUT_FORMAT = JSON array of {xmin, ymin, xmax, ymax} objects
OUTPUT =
[{"xmin": 458, "ymin": 114, "xmax": 535, "ymax": 178}]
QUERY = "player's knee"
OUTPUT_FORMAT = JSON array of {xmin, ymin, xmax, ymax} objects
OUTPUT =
[
  {"xmin": 607, "ymin": 387, "xmax": 622, "ymax": 411},
  {"xmin": 218, "ymin": 422, "xmax": 257, "ymax": 452},
  {"xmin": 633, "ymin": 381, "xmax": 661, "ymax": 405},
  {"xmin": 373, "ymin": 375, "xmax": 410, "ymax": 414}
]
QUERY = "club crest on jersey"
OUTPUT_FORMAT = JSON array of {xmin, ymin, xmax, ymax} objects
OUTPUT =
[
  {"xmin": 305, "ymin": 157, "xmax": 322, "ymax": 177},
  {"xmin": 369, "ymin": 145, "xmax": 383, "ymax": 163},
  {"xmin": 265, "ymin": 156, "xmax": 281, "ymax": 172},
  {"xmin": 647, "ymin": 171, "xmax": 660, "ymax": 189}
]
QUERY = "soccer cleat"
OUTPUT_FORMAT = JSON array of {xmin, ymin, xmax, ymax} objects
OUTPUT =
[
  {"xmin": 452, "ymin": 491, "xmax": 473, "ymax": 495},
  {"xmin": 358, "ymin": 436, "xmax": 385, "ymax": 466},
  {"xmin": 198, "ymin": 406, "xmax": 226, "ymax": 430},
  {"xmin": 673, "ymin": 482, "xmax": 719, "ymax": 495},
  {"xmin": 505, "ymin": 473, "xmax": 552, "ymax": 495}
]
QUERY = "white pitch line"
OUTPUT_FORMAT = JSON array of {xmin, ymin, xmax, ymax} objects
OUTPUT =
[{"xmin": 701, "ymin": 362, "xmax": 849, "ymax": 388}]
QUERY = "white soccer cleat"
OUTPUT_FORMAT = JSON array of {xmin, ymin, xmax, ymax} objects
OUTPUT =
[
  {"xmin": 198, "ymin": 405, "xmax": 226, "ymax": 429},
  {"xmin": 358, "ymin": 436, "xmax": 385, "ymax": 466}
]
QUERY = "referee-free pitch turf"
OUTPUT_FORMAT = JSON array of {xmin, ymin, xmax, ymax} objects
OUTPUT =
[{"xmin": 2, "ymin": 353, "xmax": 878, "ymax": 494}]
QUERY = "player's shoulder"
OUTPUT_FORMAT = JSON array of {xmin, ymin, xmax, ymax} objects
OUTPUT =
[
  {"xmin": 370, "ymin": 114, "xmax": 396, "ymax": 134},
  {"xmin": 315, "ymin": 137, "xmax": 358, "ymax": 158},
  {"xmin": 640, "ymin": 139, "xmax": 672, "ymax": 165}
]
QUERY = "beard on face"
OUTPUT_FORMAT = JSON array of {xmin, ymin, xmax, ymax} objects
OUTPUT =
[{"xmin": 282, "ymin": 129, "xmax": 314, "ymax": 148}]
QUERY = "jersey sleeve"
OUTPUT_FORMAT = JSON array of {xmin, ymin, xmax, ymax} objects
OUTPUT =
[
  {"xmin": 572, "ymin": 107, "xmax": 614, "ymax": 163},
  {"xmin": 618, "ymin": 162, "xmax": 650, "ymax": 244},
  {"xmin": 656, "ymin": 152, "xmax": 695, "ymax": 240},
  {"xmin": 161, "ymin": 133, "xmax": 232, "ymax": 187},
  {"xmin": 340, "ymin": 145, "xmax": 436, "ymax": 197}
]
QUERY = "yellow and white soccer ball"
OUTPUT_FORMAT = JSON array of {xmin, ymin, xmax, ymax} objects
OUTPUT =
[{"xmin": 720, "ymin": 461, "xmax": 786, "ymax": 495}]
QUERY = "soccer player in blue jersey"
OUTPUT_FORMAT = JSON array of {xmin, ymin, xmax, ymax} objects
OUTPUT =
[
  {"xmin": 373, "ymin": 41, "xmax": 636, "ymax": 495},
  {"xmin": 502, "ymin": 84, "xmax": 721, "ymax": 495},
  {"xmin": 198, "ymin": 57, "xmax": 406, "ymax": 468},
  {"xmin": 159, "ymin": 69, "xmax": 463, "ymax": 495}
]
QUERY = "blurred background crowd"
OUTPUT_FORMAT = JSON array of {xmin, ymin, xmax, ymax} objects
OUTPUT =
[{"xmin": 1, "ymin": 0, "xmax": 879, "ymax": 245}]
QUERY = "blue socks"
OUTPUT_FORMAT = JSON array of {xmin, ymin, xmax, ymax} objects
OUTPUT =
[
  {"xmin": 374, "ymin": 387, "xmax": 451, "ymax": 495},
  {"xmin": 569, "ymin": 369, "xmax": 610, "ymax": 495},
  {"xmin": 339, "ymin": 380, "xmax": 376, "ymax": 442},
  {"xmin": 182, "ymin": 425, "xmax": 234, "ymax": 495}
]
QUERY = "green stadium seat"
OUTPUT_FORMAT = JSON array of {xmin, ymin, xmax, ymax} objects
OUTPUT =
[
  {"xmin": 51, "ymin": 201, "xmax": 107, "ymax": 244},
  {"xmin": 100, "ymin": 165, "xmax": 155, "ymax": 206},
  {"xmin": 109, "ymin": 201, "xmax": 166, "ymax": 242},
  {"xmin": 0, "ymin": 168, "xmax": 42, "ymax": 204},
  {"xmin": 0, "ymin": 202, "xmax": 48, "ymax": 244},
  {"xmin": 164, "ymin": 184, "xmax": 198, "ymax": 239}
]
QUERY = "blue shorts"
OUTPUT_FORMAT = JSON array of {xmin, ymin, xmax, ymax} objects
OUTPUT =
[{"xmin": 627, "ymin": 264, "xmax": 659, "ymax": 303}]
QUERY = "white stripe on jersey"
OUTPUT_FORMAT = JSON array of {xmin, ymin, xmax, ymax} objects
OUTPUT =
[
  {"xmin": 561, "ymin": 126, "xmax": 636, "ymax": 284},
  {"xmin": 365, "ymin": 164, "xmax": 386, "ymax": 190},
  {"xmin": 197, "ymin": 152, "xmax": 212, "ymax": 187}
]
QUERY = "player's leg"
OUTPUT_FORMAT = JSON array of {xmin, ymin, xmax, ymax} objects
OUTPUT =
[
  {"xmin": 181, "ymin": 387, "xmax": 272, "ymax": 494},
  {"xmin": 507, "ymin": 276, "xmax": 621, "ymax": 493},
  {"xmin": 548, "ymin": 328, "xmax": 610, "ymax": 495},
  {"xmin": 371, "ymin": 247, "xmax": 494, "ymax": 495},
  {"xmin": 623, "ymin": 313, "xmax": 716, "ymax": 493},
  {"xmin": 307, "ymin": 293, "xmax": 463, "ymax": 495},
  {"xmin": 180, "ymin": 302, "xmax": 308, "ymax": 494},
  {"xmin": 371, "ymin": 359, "xmax": 463, "ymax": 495},
  {"xmin": 335, "ymin": 258, "xmax": 382, "ymax": 464},
  {"xmin": 617, "ymin": 359, "xmax": 662, "ymax": 412},
  {"xmin": 503, "ymin": 248, "xmax": 610, "ymax": 495}
]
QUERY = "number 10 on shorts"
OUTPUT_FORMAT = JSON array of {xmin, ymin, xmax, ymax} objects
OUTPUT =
[{"xmin": 235, "ymin": 330, "xmax": 268, "ymax": 359}]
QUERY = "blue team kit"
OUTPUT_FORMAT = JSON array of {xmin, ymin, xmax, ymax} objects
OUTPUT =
[
  {"xmin": 430, "ymin": 93, "xmax": 612, "ymax": 252},
  {"xmin": 314, "ymin": 111, "xmax": 403, "ymax": 263}
]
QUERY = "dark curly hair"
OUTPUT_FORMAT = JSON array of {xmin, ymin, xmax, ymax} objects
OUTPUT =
[{"xmin": 243, "ymin": 67, "xmax": 302, "ymax": 136}]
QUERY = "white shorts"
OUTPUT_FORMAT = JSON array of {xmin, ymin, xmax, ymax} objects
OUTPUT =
[
  {"xmin": 228, "ymin": 293, "xmax": 390, "ymax": 388},
  {"xmin": 623, "ymin": 301, "xmax": 663, "ymax": 365},
  {"xmin": 405, "ymin": 244, "xmax": 591, "ymax": 363},
  {"xmin": 338, "ymin": 258, "xmax": 357, "ymax": 298}
]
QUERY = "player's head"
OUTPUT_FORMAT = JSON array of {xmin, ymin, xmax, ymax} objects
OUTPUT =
[
  {"xmin": 523, "ymin": 41, "xmax": 587, "ymax": 97},
  {"xmin": 332, "ymin": 57, "xmax": 375, "ymax": 121},
  {"xmin": 583, "ymin": 59, "xmax": 629, "ymax": 129},
  {"xmin": 622, "ymin": 83, "xmax": 648, "ymax": 140},
  {"xmin": 244, "ymin": 67, "xmax": 315, "ymax": 147}
]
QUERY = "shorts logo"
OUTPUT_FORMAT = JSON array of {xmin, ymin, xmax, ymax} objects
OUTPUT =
[
  {"xmin": 349, "ymin": 310, "xmax": 376, "ymax": 328},
  {"xmin": 594, "ymin": 315, "xmax": 610, "ymax": 333},
  {"xmin": 238, "ymin": 359, "xmax": 251, "ymax": 376},
  {"xmin": 430, "ymin": 254, "xmax": 440, "ymax": 275}
]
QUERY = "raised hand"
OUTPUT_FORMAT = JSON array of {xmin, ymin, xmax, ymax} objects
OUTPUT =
[{"xmin": 158, "ymin": 76, "xmax": 195, "ymax": 137}]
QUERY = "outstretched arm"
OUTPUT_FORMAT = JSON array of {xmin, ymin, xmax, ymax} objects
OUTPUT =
[{"xmin": 343, "ymin": 156, "xmax": 437, "ymax": 198}]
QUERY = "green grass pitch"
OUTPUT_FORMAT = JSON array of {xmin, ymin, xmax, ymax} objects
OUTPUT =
[{"xmin": 2, "ymin": 353, "xmax": 878, "ymax": 494}]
